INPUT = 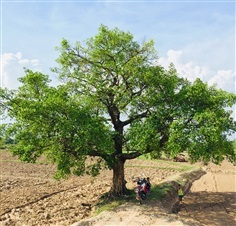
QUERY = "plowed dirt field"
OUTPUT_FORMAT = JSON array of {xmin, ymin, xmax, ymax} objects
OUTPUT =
[{"xmin": 1, "ymin": 150, "xmax": 235, "ymax": 226}]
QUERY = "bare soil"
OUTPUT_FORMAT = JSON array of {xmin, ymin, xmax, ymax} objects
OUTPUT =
[
  {"xmin": 0, "ymin": 150, "xmax": 235, "ymax": 226},
  {"xmin": 177, "ymin": 161, "xmax": 236, "ymax": 226},
  {"xmin": 0, "ymin": 150, "xmax": 188, "ymax": 226}
]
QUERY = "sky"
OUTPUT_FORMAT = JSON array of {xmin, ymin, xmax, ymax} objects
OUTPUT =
[{"xmin": 0, "ymin": 0, "xmax": 235, "ymax": 122}]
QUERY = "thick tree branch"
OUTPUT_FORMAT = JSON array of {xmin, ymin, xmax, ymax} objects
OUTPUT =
[
  {"xmin": 122, "ymin": 111, "xmax": 150, "ymax": 126},
  {"xmin": 120, "ymin": 151, "xmax": 142, "ymax": 160},
  {"xmin": 120, "ymin": 144, "xmax": 152, "ymax": 161}
]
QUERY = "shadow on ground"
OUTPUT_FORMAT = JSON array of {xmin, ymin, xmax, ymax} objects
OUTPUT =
[{"xmin": 177, "ymin": 191, "xmax": 236, "ymax": 226}]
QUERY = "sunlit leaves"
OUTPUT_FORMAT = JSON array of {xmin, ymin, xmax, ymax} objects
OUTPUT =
[
  {"xmin": 2, "ymin": 69, "xmax": 114, "ymax": 179},
  {"xmin": 1, "ymin": 25, "xmax": 236, "ymax": 183}
]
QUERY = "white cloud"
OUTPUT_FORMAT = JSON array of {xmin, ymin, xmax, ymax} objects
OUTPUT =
[
  {"xmin": 182, "ymin": 31, "xmax": 235, "ymax": 72},
  {"xmin": 18, "ymin": 59, "xmax": 29, "ymax": 64},
  {"xmin": 1, "ymin": 50, "xmax": 235, "ymax": 95},
  {"xmin": 157, "ymin": 49, "xmax": 236, "ymax": 94},
  {"xmin": 157, "ymin": 49, "xmax": 236, "ymax": 141},
  {"xmin": 31, "ymin": 59, "xmax": 40, "ymax": 67},
  {"xmin": 1, "ymin": 52, "xmax": 42, "ymax": 90},
  {"xmin": 208, "ymin": 70, "xmax": 236, "ymax": 93}
]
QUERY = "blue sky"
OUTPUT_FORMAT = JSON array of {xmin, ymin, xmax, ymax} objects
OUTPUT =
[{"xmin": 1, "ymin": 1, "xmax": 235, "ymax": 107}]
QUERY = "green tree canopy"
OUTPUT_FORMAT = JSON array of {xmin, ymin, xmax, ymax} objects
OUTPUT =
[{"xmin": 1, "ymin": 25, "xmax": 235, "ymax": 195}]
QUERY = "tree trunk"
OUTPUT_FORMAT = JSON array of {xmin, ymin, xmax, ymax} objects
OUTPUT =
[{"xmin": 110, "ymin": 157, "xmax": 129, "ymax": 196}]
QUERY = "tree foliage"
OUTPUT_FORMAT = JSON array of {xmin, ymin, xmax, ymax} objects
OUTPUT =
[{"xmin": 1, "ymin": 25, "xmax": 235, "ymax": 195}]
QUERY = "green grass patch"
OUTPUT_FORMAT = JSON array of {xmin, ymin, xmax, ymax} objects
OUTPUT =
[
  {"xmin": 95, "ymin": 200, "xmax": 123, "ymax": 214},
  {"xmin": 137, "ymin": 154, "xmax": 150, "ymax": 160},
  {"xmin": 94, "ymin": 182, "xmax": 175, "ymax": 214},
  {"xmin": 94, "ymin": 194, "xmax": 131, "ymax": 215},
  {"xmin": 149, "ymin": 184, "xmax": 173, "ymax": 200},
  {"xmin": 126, "ymin": 159, "xmax": 197, "ymax": 172},
  {"xmin": 93, "ymin": 161, "xmax": 200, "ymax": 214},
  {"xmin": 126, "ymin": 163, "xmax": 195, "ymax": 172}
]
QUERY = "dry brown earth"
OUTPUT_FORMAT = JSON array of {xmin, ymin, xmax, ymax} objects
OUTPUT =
[
  {"xmin": 0, "ymin": 150, "xmax": 190, "ymax": 226},
  {"xmin": 176, "ymin": 161, "xmax": 236, "ymax": 226},
  {"xmin": 0, "ymin": 150, "xmax": 235, "ymax": 226},
  {"xmin": 73, "ymin": 161, "xmax": 236, "ymax": 226}
]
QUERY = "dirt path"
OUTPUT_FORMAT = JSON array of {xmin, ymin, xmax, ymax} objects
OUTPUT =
[
  {"xmin": 177, "ymin": 161, "xmax": 236, "ymax": 226},
  {"xmin": 73, "ymin": 161, "xmax": 236, "ymax": 226},
  {"xmin": 72, "ymin": 204, "xmax": 190, "ymax": 226}
]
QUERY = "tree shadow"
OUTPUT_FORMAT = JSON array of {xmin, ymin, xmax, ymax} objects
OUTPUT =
[{"xmin": 177, "ymin": 191, "xmax": 236, "ymax": 226}]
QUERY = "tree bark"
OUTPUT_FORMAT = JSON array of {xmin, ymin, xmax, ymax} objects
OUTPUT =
[{"xmin": 110, "ymin": 157, "xmax": 129, "ymax": 196}]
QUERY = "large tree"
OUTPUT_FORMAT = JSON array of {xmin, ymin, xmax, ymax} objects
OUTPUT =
[{"xmin": 1, "ymin": 25, "xmax": 236, "ymax": 196}]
